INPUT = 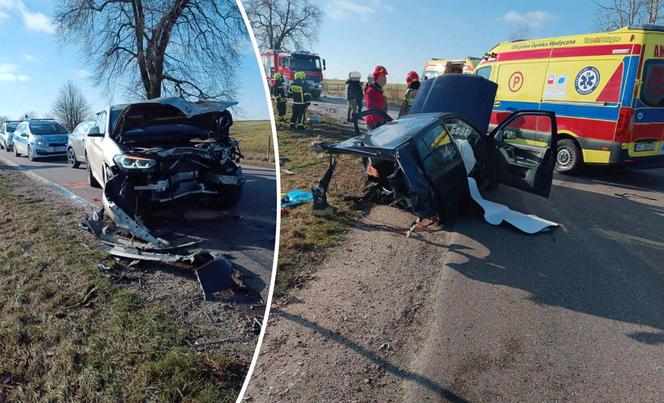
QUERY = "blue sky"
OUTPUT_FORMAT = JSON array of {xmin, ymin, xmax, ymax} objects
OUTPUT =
[
  {"xmin": 313, "ymin": 0, "xmax": 598, "ymax": 82},
  {"xmin": 0, "ymin": 0, "xmax": 270, "ymax": 121}
]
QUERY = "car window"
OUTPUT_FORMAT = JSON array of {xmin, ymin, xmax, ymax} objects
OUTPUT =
[
  {"xmin": 443, "ymin": 118, "xmax": 482, "ymax": 147},
  {"xmin": 413, "ymin": 124, "xmax": 460, "ymax": 176},
  {"xmin": 6, "ymin": 122, "xmax": 18, "ymax": 133},
  {"xmin": 96, "ymin": 112, "xmax": 107, "ymax": 133},
  {"xmin": 476, "ymin": 66, "xmax": 492, "ymax": 80},
  {"xmin": 640, "ymin": 60, "xmax": 664, "ymax": 107},
  {"xmin": 29, "ymin": 121, "xmax": 68, "ymax": 135}
]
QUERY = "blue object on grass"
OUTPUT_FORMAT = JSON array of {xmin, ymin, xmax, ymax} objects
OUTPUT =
[{"xmin": 282, "ymin": 189, "xmax": 313, "ymax": 207}]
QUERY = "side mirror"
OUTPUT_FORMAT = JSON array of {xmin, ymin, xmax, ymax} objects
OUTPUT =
[
  {"xmin": 20, "ymin": 133, "xmax": 28, "ymax": 138},
  {"xmin": 87, "ymin": 126, "xmax": 104, "ymax": 137},
  {"xmin": 323, "ymin": 59, "xmax": 326, "ymax": 70}
]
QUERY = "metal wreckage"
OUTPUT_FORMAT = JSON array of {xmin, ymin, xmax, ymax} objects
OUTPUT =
[
  {"xmin": 81, "ymin": 97, "xmax": 245, "ymax": 299},
  {"xmin": 311, "ymin": 74, "xmax": 560, "ymax": 235}
]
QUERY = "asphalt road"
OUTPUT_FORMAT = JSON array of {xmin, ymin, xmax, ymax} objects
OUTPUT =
[
  {"xmin": 0, "ymin": 149, "xmax": 277, "ymax": 300},
  {"xmin": 404, "ymin": 167, "xmax": 664, "ymax": 401}
]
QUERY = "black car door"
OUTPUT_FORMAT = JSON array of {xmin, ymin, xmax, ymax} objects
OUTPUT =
[
  {"xmin": 396, "ymin": 123, "xmax": 468, "ymax": 219},
  {"xmin": 487, "ymin": 110, "xmax": 558, "ymax": 197}
]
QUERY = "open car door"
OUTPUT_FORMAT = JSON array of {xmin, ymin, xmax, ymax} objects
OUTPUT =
[{"xmin": 488, "ymin": 110, "xmax": 558, "ymax": 197}]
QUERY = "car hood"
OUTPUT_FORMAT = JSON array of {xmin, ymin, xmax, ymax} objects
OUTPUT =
[
  {"xmin": 110, "ymin": 97, "xmax": 237, "ymax": 140},
  {"xmin": 410, "ymin": 74, "xmax": 497, "ymax": 134},
  {"xmin": 34, "ymin": 134, "xmax": 69, "ymax": 143}
]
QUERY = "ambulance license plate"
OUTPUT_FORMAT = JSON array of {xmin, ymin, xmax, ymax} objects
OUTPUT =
[{"xmin": 635, "ymin": 143, "xmax": 655, "ymax": 152}]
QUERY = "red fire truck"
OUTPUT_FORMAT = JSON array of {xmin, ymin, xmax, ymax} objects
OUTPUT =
[{"xmin": 261, "ymin": 49, "xmax": 326, "ymax": 100}]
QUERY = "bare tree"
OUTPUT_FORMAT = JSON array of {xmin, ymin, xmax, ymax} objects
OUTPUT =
[
  {"xmin": 595, "ymin": 0, "xmax": 664, "ymax": 30},
  {"xmin": 54, "ymin": 0, "xmax": 246, "ymax": 101},
  {"xmin": 245, "ymin": 0, "xmax": 322, "ymax": 50},
  {"xmin": 51, "ymin": 81, "xmax": 92, "ymax": 132}
]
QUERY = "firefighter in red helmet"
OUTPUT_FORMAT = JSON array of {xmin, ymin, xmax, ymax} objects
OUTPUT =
[
  {"xmin": 364, "ymin": 65, "xmax": 388, "ymax": 130},
  {"xmin": 398, "ymin": 71, "xmax": 421, "ymax": 117}
]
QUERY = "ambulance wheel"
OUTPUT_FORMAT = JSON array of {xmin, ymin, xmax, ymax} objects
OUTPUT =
[{"xmin": 555, "ymin": 139, "xmax": 581, "ymax": 173}]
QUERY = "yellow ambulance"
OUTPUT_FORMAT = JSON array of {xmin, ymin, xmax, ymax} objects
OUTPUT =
[
  {"xmin": 423, "ymin": 57, "xmax": 480, "ymax": 80},
  {"xmin": 475, "ymin": 25, "xmax": 664, "ymax": 172}
]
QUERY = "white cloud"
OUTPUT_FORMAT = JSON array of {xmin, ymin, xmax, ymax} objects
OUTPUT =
[
  {"xmin": 502, "ymin": 10, "xmax": 558, "ymax": 28},
  {"xmin": 327, "ymin": 0, "xmax": 393, "ymax": 22},
  {"xmin": 23, "ymin": 53, "xmax": 36, "ymax": 61},
  {"xmin": 74, "ymin": 69, "xmax": 91, "ymax": 78},
  {"xmin": 0, "ymin": 63, "xmax": 30, "ymax": 82},
  {"xmin": 0, "ymin": 10, "xmax": 8, "ymax": 20},
  {"xmin": 0, "ymin": 0, "xmax": 54, "ymax": 34}
]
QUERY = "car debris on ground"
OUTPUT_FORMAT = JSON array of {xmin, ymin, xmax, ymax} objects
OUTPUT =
[{"xmin": 310, "ymin": 74, "xmax": 559, "ymax": 235}]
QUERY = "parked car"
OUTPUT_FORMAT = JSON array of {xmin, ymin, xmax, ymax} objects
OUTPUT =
[
  {"xmin": 67, "ymin": 120, "xmax": 95, "ymax": 168},
  {"xmin": 312, "ymin": 74, "xmax": 558, "ymax": 222},
  {"xmin": 0, "ymin": 120, "xmax": 19, "ymax": 152},
  {"xmin": 85, "ymin": 97, "xmax": 245, "ymax": 243},
  {"xmin": 13, "ymin": 119, "xmax": 70, "ymax": 161}
]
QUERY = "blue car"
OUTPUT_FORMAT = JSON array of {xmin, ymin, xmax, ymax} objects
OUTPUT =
[{"xmin": 13, "ymin": 119, "xmax": 70, "ymax": 161}]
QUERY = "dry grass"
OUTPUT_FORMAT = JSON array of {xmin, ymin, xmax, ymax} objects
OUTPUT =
[
  {"xmin": 323, "ymin": 79, "xmax": 407, "ymax": 105},
  {"xmin": 275, "ymin": 109, "xmax": 368, "ymax": 299},
  {"xmin": 231, "ymin": 120, "xmax": 274, "ymax": 167},
  {"xmin": 0, "ymin": 168, "xmax": 244, "ymax": 402}
]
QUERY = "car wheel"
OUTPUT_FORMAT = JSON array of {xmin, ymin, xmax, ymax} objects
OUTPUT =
[
  {"xmin": 215, "ymin": 184, "xmax": 244, "ymax": 208},
  {"xmin": 87, "ymin": 153, "xmax": 101, "ymax": 188},
  {"xmin": 555, "ymin": 139, "xmax": 582, "ymax": 174},
  {"xmin": 0, "ymin": 140, "xmax": 4, "ymax": 150},
  {"xmin": 27, "ymin": 145, "xmax": 35, "ymax": 161},
  {"xmin": 5, "ymin": 143, "xmax": 11, "ymax": 152},
  {"xmin": 67, "ymin": 147, "xmax": 80, "ymax": 168},
  {"xmin": 14, "ymin": 144, "xmax": 20, "ymax": 157}
]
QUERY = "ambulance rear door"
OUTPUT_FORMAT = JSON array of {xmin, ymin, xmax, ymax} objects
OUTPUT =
[{"xmin": 632, "ymin": 31, "xmax": 664, "ymax": 157}]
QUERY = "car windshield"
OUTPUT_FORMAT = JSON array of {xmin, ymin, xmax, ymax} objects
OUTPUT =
[
  {"xmin": 640, "ymin": 60, "xmax": 664, "ymax": 107},
  {"xmin": 367, "ymin": 117, "xmax": 436, "ymax": 148},
  {"xmin": 109, "ymin": 109, "xmax": 122, "ymax": 134},
  {"xmin": 5, "ymin": 122, "xmax": 18, "ymax": 132},
  {"xmin": 29, "ymin": 121, "xmax": 68, "ymax": 135},
  {"xmin": 290, "ymin": 56, "xmax": 321, "ymax": 71}
]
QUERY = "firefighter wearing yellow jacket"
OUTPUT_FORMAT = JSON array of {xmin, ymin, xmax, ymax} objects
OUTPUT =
[{"xmin": 289, "ymin": 71, "xmax": 311, "ymax": 129}]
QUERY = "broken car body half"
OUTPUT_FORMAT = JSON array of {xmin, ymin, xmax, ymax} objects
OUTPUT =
[
  {"xmin": 312, "ymin": 74, "xmax": 559, "ymax": 222},
  {"xmin": 84, "ymin": 97, "xmax": 244, "ymax": 246}
]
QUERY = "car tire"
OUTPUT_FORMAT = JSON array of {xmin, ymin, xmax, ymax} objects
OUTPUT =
[
  {"xmin": 14, "ymin": 144, "xmax": 20, "ymax": 157},
  {"xmin": 5, "ymin": 144, "xmax": 11, "ymax": 152},
  {"xmin": 0, "ymin": 140, "xmax": 4, "ymax": 150},
  {"xmin": 67, "ymin": 147, "xmax": 80, "ymax": 168},
  {"xmin": 555, "ymin": 139, "xmax": 582, "ymax": 174},
  {"xmin": 215, "ymin": 184, "xmax": 244, "ymax": 208},
  {"xmin": 27, "ymin": 145, "xmax": 35, "ymax": 161},
  {"xmin": 87, "ymin": 153, "xmax": 101, "ymax": 188}
]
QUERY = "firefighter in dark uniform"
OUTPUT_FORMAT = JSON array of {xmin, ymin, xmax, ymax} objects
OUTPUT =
[
  {"xmin": 289, "ymin": 71, "xmax": 311, "ymax": 129},
  {"xmin": 272, "ymin": 72, "xmax": 287, "ymax": 121}
]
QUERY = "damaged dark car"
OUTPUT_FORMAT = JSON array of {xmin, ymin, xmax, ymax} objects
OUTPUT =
[
  {"xmin": 84, "ymin": 97, "xmax": 244, "ymax": 246},
  {"xmin": 312, "ymin": 74, "xmax": 559, "ymax": 228}
]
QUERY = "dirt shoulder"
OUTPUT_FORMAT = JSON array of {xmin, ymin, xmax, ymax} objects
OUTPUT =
[
  {"xmin": 247, "ymin": 205, "xmax": 455, "ymax": 401},
  {"xmin": 0, "ymin": 165, "xmax": 259, "ymax": 402}
]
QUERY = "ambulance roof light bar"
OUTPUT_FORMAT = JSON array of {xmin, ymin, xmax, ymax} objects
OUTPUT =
[{"xmin": 628, "ymin": 24, "xmax": 664, "ymax": 31}]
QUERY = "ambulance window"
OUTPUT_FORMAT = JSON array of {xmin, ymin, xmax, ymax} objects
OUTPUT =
[
  {"xmin": 476, "ymin": 66, "xmax": 492, "ymax": 80},
  {"xmin": 641, "ymin": 60, "xmax": 664, "ymax": 107}
]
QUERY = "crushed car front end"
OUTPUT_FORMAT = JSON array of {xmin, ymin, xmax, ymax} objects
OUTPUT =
[{"xmin": 101, "ymin": 97, "xmax": 245, "ymax": 245}]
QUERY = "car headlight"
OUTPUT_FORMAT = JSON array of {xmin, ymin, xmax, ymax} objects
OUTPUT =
[
  {"xmin": 113, "ymin": 154, "xmax": 157, "ymax": 171},
  {"xmin": 36, "ymin": 140, "xmax": 46, "ymax": 146}
]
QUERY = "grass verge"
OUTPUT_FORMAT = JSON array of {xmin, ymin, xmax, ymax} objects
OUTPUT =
[
  {"xmin": 0, "ymin": 167, "xmax": 244, "ymax": 402},
  {"xmin": 275, "ymin": 108, "xmax": 367, "ymax": 300},
  {"xmin": 323, "ymin": 79, "xmax": 407, "ymax": 105},
  {"xmin": 232, "ymin": 120, "xmax": 275, "ymax": 167}
]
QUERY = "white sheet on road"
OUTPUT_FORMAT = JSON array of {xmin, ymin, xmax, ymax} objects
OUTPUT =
[
  {"xmin": 455, "ymin": 139, "xmax": 558, "ymax": 234},
  {"xmin": 467, "ymin": 177, "xmax": 558, "ymax": 234}
]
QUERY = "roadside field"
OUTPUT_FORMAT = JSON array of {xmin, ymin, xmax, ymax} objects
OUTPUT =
[
  {"xmin": 231, "ymin": 120, "xmax": 274, "ymax": 167},
  {"xmin": 0, "ymin": 167, "xmax": 252, "ymax": 402},
  {"xmin": 323, "ymin": 79, "xmax": 407, "ymax": 105}
]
